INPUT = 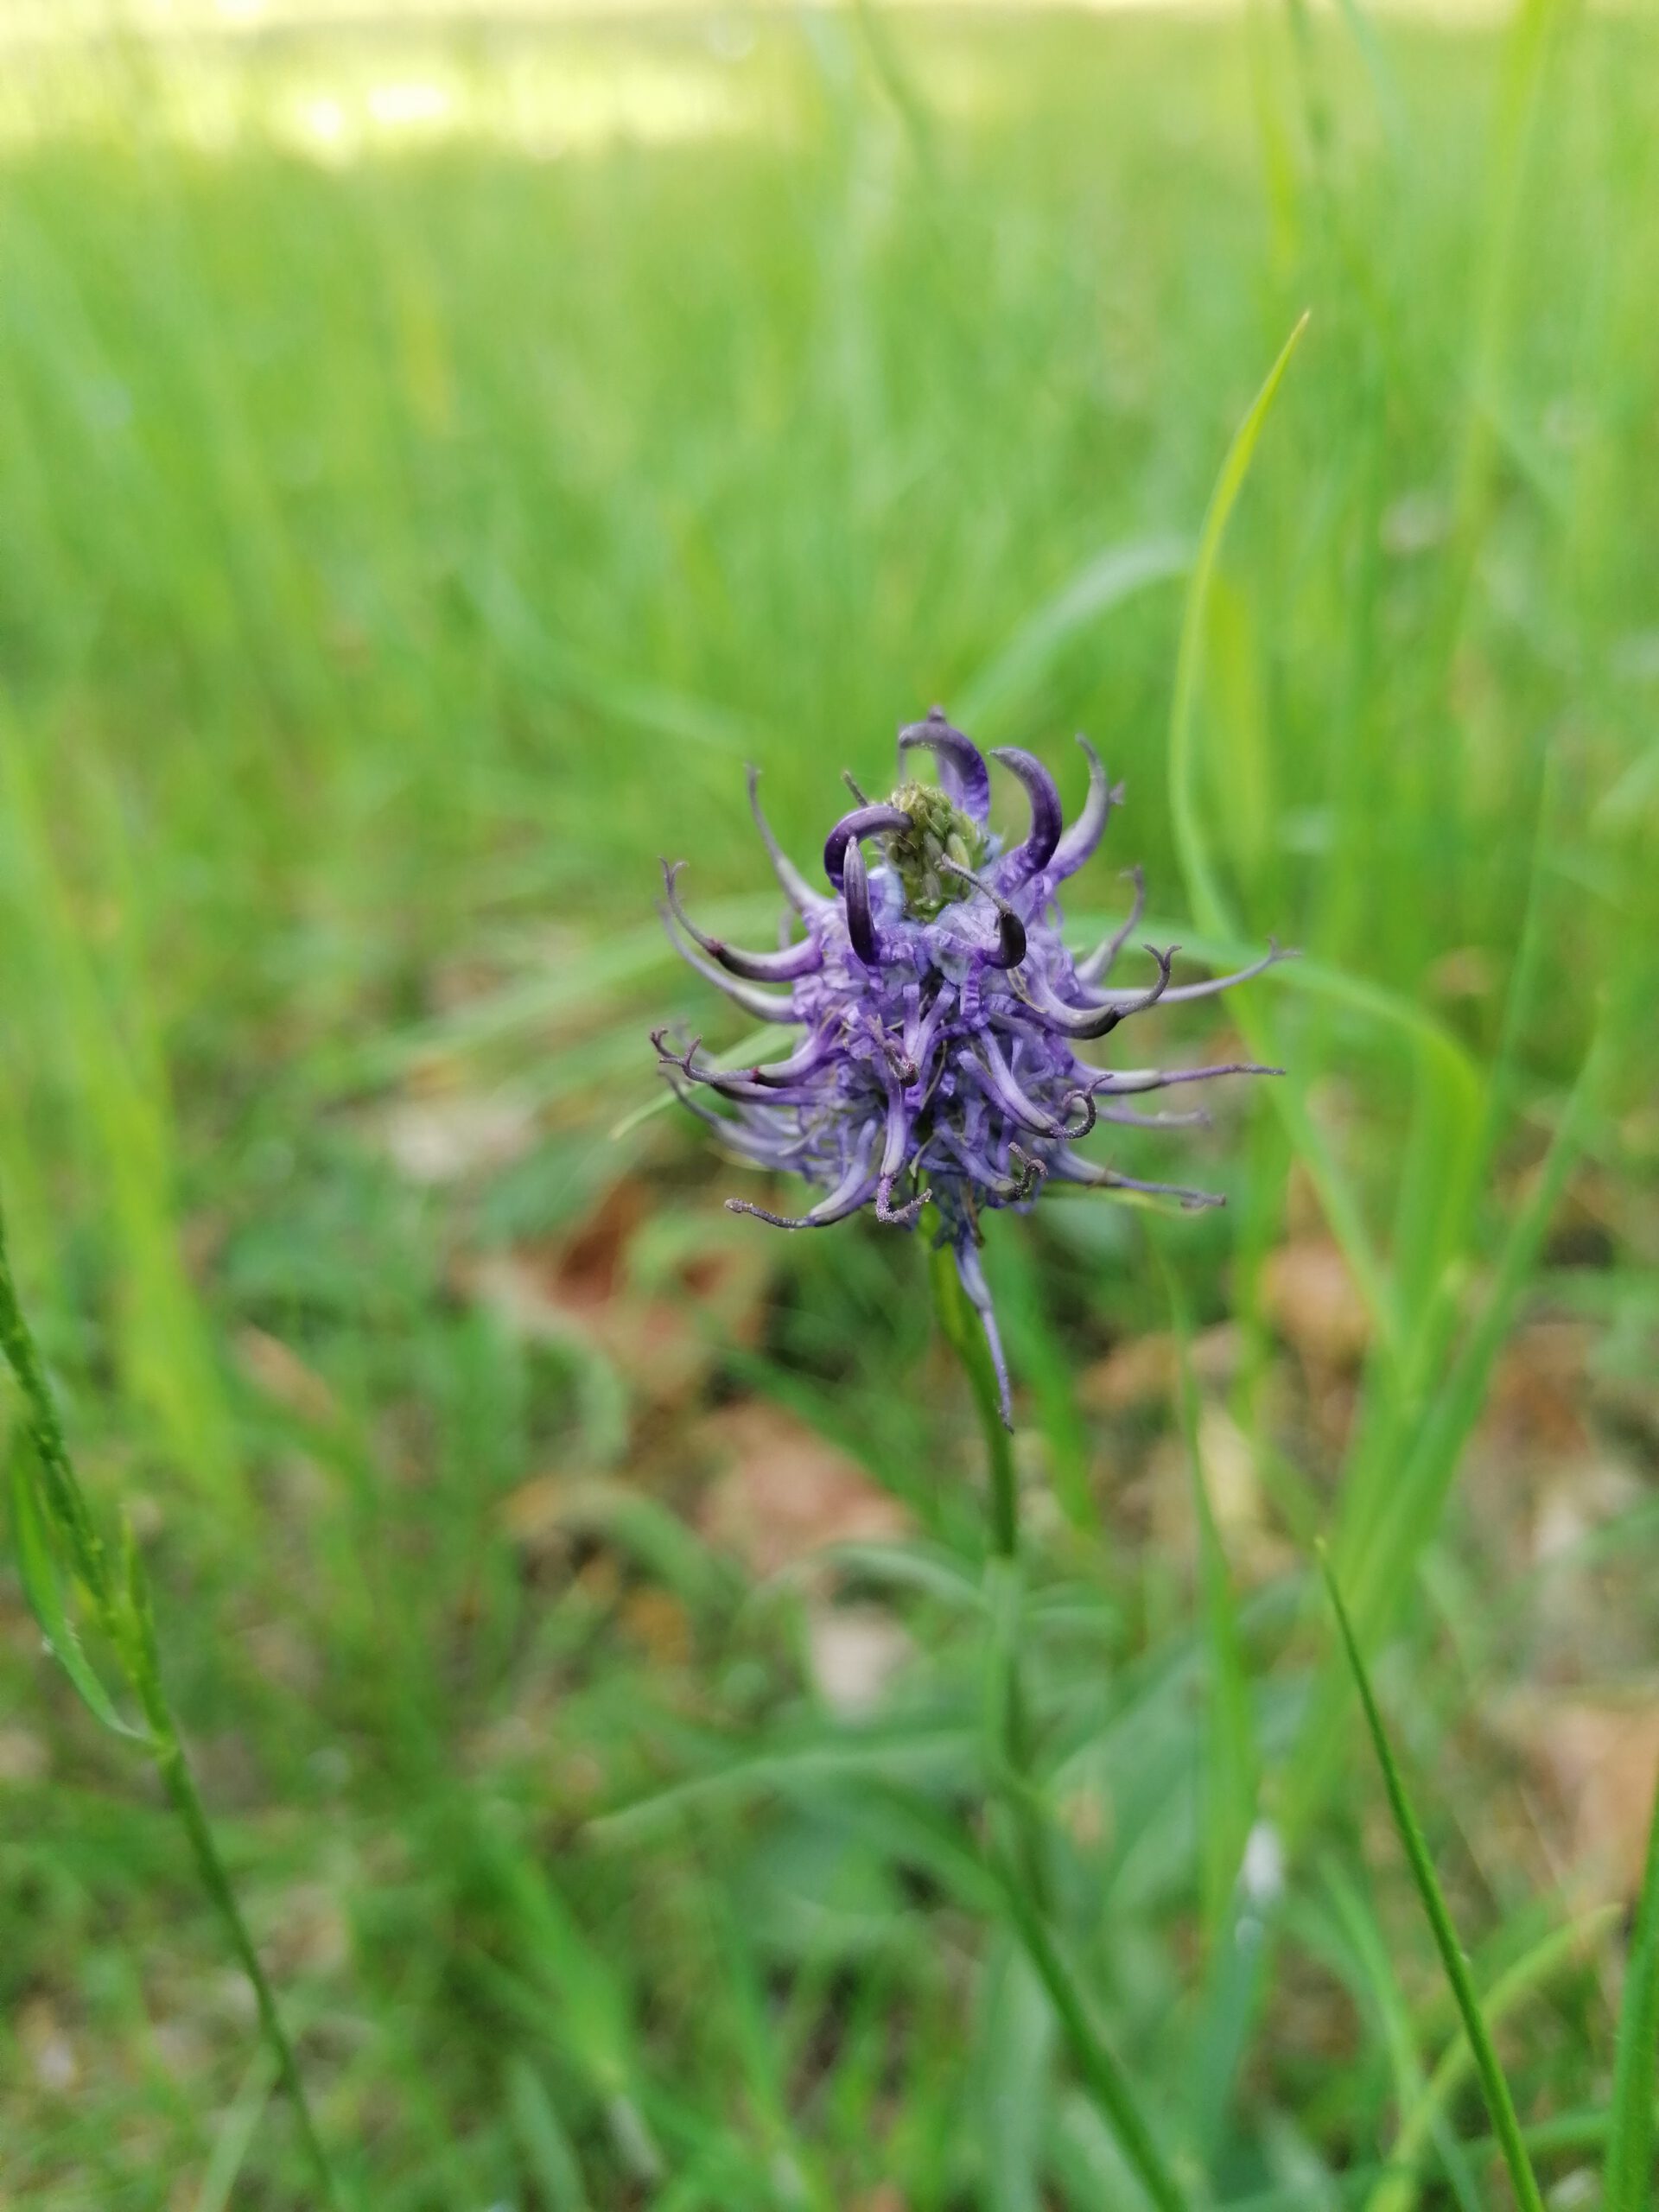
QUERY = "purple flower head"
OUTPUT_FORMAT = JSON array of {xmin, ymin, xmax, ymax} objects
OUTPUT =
[{"xmin": 655, "ymin": 707, "xmax": 1290, "ymax": 1424}]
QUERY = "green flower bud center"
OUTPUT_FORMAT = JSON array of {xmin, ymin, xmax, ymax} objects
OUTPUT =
[{"xmin": 884, "ymin": 782, "xmax": 987, "ymax": 918}]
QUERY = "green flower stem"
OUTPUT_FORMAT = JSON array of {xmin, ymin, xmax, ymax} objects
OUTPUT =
[
  {"xmin": 999, "ymin": 1872, "xmax": 1189, "ymax": 2212},
  {"xmin": 0, "ymin": 1201, "xmax": 343, "ymax": 2210},
  {"xmin": 929, "ymin": 1243, "xmax": 1038, "ymax": 1883},
  {"xmin": 930, "ymin": 1242, "xmax": 1187, "ymax": 2210},
  {"xmin": 928, "ymin": 1241, "xmax": 1017, "ymax": 1558}
]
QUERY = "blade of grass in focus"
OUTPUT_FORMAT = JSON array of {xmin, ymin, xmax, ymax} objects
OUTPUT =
[
  {"xmin": 1320, "ymin": 1548, "xmax": 1547, "ymax": 2212},
  {"xmin": 1605, "ymin": 1772, "xmax": 1659, "ymax": 2212},
  {"xmin": 3, "ymin": 10, "xmax": 1658, "ymax": 2195},
  {"xmin": 0, "ymin": 1196, "xmax": 342, "ymax": 2207},
  {"xmin": 1367, "ymin": 1904, "xmax": 1621, "ymax": 2212}
]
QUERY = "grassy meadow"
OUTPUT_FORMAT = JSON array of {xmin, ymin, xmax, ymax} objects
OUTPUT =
[{"xmin": 2, "ymin": 3, "xmax": 1659, "ymax": 2205}]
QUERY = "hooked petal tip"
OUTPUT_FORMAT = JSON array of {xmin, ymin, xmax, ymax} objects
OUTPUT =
[
  {"xmin": 823, "ymin": 803, "xmax": 911, "ymax": 890},
  {"xmin": 988, "ymin": 746, "xmax": 1063, "ymax": 881},
  {"xmin": 897, "ymin": 707, "xmax": 992, "ymax": 822},
  {"xmin": 937, "ymin": 855, "xmax": 1027, "ymax": 969},
  {"xmin": 746, "ymin": 763, "xmax": 830, "ymax": 918},
  {"xmin": 1049, "ymin": 734, "xmax": 1122, "ymax": 882}
]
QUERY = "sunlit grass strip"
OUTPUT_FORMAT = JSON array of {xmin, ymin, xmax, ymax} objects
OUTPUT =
[
  {"xmin": 0, "ymin": 1197, "xmax": 343, "ymax": 2210},
  {"xmin": 1166, "ymin": 309, "xmax": 1397, "ymax": 1358},
  {"xmin": 1167, "ymin": 308, "xmax": 1308, "ymax": 955},
  {"xmin": 1319, "ymin": 1547, "xmax": 1547, "ymax": 2212}
]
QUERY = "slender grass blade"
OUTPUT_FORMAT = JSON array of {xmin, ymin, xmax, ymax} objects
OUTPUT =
[
  {"xmin": 1605, "ymin": 1771, "xmax": 1659, "ymax": 2212},
  {"xmin": 1319, "ymin": 1548, "xmax": 1547, "ymax": 2212}
]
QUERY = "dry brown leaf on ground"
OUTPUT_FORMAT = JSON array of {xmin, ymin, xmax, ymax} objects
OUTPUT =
[
  {"xmin": 233, "ymin": 1326, "xmax": 340, "ymax": 1428},
  {"xmin": 1260, "ymin": 1239, "xmax": 1370, "ymax": 1372},
  {"xmin": 1078, "ymin": 1324, "xmax": 1243, "ymax": 1419},
  {"xmin": 1480, "ymin": 1317, "xmax": 1597, "ymax": 1459},
  {"xmin": 1506, "ymin": 1695, "xmax": 1659, "ymax": 1895},
  {"xmin": 461, "ymin": 1178, "xmax": 771, "ymax": 1408},
  {"xmin": 1077, "ymin": 1332, "xmax": 1179, "ymax": 1415},
  {"xmin": 695, "ymin": 1400, "xmax": 908, "ymax": 1580}
]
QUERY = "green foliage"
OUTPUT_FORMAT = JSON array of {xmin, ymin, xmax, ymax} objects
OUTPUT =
[
  {"xmin": 0, "ymin": 1203, "xmax": 341, "ymax": 2204},
  {"xmin": 1, "ymin": 7, "xmax": 1657, "ymax": 2206},
  {"xmin": 1605, "ymin": 1778, "xmax": 1659, "ymax": 2212},
  {"xmin": 1320, "ymin": 1549, "xmax": 1545, "ymax": 2212}
]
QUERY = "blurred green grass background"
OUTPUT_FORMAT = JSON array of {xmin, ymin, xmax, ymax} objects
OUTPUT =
[{"xmin": 2, "ymin": 3, "xmax": 1658, "ymax": 2206}]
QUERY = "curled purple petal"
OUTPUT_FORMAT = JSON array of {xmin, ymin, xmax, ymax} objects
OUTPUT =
[
  {"xmin": 876, "ymin": 1176, "xmax": 931, "ymax": 1227},
  {"xmin": 1085, "ymin": 1060, "xmax": 1282, "ymax": 1096},
  {"xmin": 661, "ymin": 861, "xmax": 823, "ymax": 982},
  {"xmin": 1059, "ymin": 1087, "xmax": 1096, "ymax": 1139},
  {"xmin": 1077, "ymin": 938, "xmax": 1296, "ymax": 1010},
  {"xmin": 662, "ymin": 914, "xmax": 804, "ymax": 1026},
  {"xmin": 660, "ymin": 1069, "xmax": 810, "ymax": 1165},
  {"xmin": 843, "ymin": 838, "xmax": 877, "ymax": 966},
  {"xmin": 1049, "ymin": 736, "xmax": 1123, "ymax": 883},
  {"xmin": 1008, "ymin": 1145, "xmax": 1048, "ymax": 1200},
  {"xmin": 974, "ymin": 1033, "xmax": 1083, "ymax": 1141},
  {"xmin": 988, "ymin": 747, "xmax": 1062, "ymax": 884},
  {"xmin": 1074, "ymin": 866, "xmax": 1146, "ymax": 985},
  {"xmin": 874, "ymin": 1069, "xmax": 931, "ymax": 1228},
  {"xmin": 1052, "ymin": 1150, "xmax": 1225, "ymax": 1211},
  {"xmin": 726, "ymin": 1127, "xmax": 880, "ymax": 1229},
  {"xmin": 898, "ymin": 707, "xmax": 991, "ymax": 822},
  {"xmin": 1016, "ymin": 944, "xmax": 1179, "ymax": 1040},
  {"xmin": 745, "ymin": 1032, "xmax": 842, "ymax": 1086},
  {"xmin": 747, "ymin": 766, "xmax": 831, "ymax": 918},
  {"xmin": 937, "ymin": 855, "xmax": 1027, "ymax": 969},
  {"xmin": 823, "ymin": 804, "xmax": 911, "ymax": 890},
  {"xmin": 1094, "ymin": 1103, "xmax": 1211, "ymax": 1128},
  {"xmin": 653, "ymin": 1038, "xmax": 826, "ymax": 1104}
]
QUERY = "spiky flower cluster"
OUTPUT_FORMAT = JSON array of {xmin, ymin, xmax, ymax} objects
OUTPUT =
[{"xmin": 655, "ymin": 709, "xmax": 1286, "ymax": 1421}]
